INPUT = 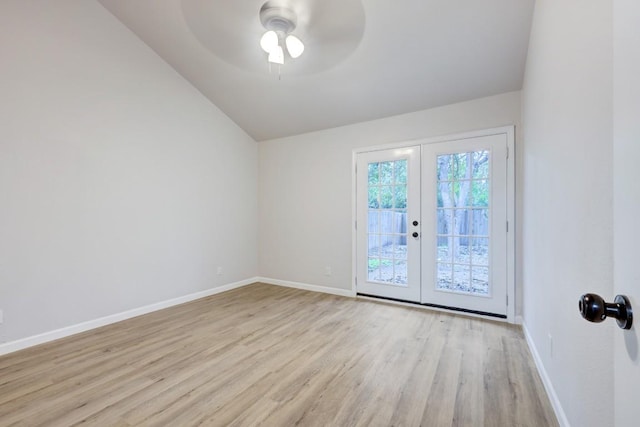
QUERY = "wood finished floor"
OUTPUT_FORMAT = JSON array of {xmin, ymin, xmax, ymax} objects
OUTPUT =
[{"xmin": 0, "ymin": 284, "xmax": 558, "ymax": 427}]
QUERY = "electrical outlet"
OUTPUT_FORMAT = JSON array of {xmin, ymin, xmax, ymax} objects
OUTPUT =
[
  {"xmin": 216, "ymin": 267, "xmax": 223, "ymax": 276},
  {"xmin": 548, "ymin": 334, "xmax": 553, "ymax": 358},
  {"xmin": 324, "ymin": 267, "xmax": 332, "ymax": 276}
]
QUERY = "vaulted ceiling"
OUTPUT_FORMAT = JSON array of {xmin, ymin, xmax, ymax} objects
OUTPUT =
[{"xmin": 98, "ymin": 0, "xmax": 535, "ymax": 141}]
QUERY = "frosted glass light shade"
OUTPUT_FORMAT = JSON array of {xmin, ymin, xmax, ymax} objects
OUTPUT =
[
  {"xmin": 260, "ymin": 31, "xmax": 278, "ymax": 53},
  {"xmin": 268, "ymin": 45, "xmax": 285, "ymax": 65},
  {"xmin": 285, "ymin": 35, "xmax": 304, "ymax": 58}
]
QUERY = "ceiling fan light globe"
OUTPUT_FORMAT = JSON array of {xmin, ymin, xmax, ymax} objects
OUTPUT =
[
  {"xmin": 268, "ymin": 45, "xmax": 285, "ymax": 65},
  {"xmin": 260, "ymin": 30, "xmax": 278, "ymax": 53},
  {"xmin": 286, "ymin": 34, "xmax": 304, "ymax": 58}
]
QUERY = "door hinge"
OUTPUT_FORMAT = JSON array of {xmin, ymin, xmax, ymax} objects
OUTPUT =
[
  {"xmin": 506, "ymin": 221, "xmax": 509, "ymax": 232},
  {"xmin": 355, "ymin": 220, "xmax": 357, "ymax": 230},
  {"xmin": 506, "ymin": 294, "xmax": 509, "ymax": 306},
  {"xmin": 506, "ymin": 146, "xmax": 509, "ymax": 159}
]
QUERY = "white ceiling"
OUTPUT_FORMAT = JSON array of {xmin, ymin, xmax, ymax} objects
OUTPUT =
[{"xmin": 98, "ymin": 0, "xmax": 535, "ymax": 141}]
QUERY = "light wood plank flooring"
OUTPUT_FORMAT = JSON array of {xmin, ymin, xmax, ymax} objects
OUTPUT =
[{"xmin": 0, "ymin": 283, "xmax": 558, "ymax": 426}]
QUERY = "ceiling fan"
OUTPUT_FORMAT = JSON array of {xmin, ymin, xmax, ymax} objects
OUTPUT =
[
  {"xmin": 258, "ymin": 1, "xmax": 305, "ymax": 66},
  {"xmin": 180, "ymin": 0, "xmax": 365, "ymax": 76}
]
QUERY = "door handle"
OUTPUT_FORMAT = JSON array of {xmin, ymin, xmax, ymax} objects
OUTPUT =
[{"xmin": 578, "ymin": 293, "xmax": 633, "ymax": 330}]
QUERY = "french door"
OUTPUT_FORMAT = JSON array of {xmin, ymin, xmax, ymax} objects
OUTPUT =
[
  {"xmin": 355, "ymin": 147, "xmax": 421, "ymax": 301},
  {"xmin": 356, "ymin": 132, "xmax": 511, "ymax": 317},
  {"xmin": 420, "ymin": 134, "xmax": 508, "ymax": 316}
]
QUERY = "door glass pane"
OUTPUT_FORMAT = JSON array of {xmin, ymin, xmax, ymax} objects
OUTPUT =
[
  {"xmin": 378, "ymin": 258, "xmax": 394, "ymax": 282},
  {"xmin": 394, "ymin": 160, "xmax": 407, "ymax": 184},
  {"xmin": 453, "ymin": 264, "xmax": 470, "ymax": 292},
  {"xmin": 380, "ymin": 161, "xmax": 394, "ymax": 184},
  {"xmin": 368, "ymin": 163, "xmax": 379, "ymax": 183},
  {"xmin": 368, "ymin": 211, "xmax": 380, "ymax": 233},
  {"xmin": 455, "ymin": 236, "xmax": 471, "ymax": 265},
  {"xmin": 394, "ymin": 185, "xmax": 407, "ymax": 208},
  {"xmin": 368, "ymin": 235, "xmax": 380, "ymax": 256},
  {"xmin": 437, "ymin": 263, "xmax": 453, "ymax": 290},
  {"xmin": 471, "ymin": 267, "xmax": 489, "ymax": 295},
  {"xmin": 471, "ymin": 180, "xmax": 489, "ymax": 207},
  {"xmin": 367, "ymin": 160, "xmax": 409, "ymax": 286},
  {"xmin": 471, "ymin": 209, "xmax": 489, "ymax": 236},
  {"xmin": 436, "ymin": 150, "xmax": 491, "ymax": 296},
  {"xmin": 368, "ymin": 259, "xmax": 382, "ymax": 281},
  {"xmin": 380, "ymin": 186, "xmax": 393, "ymax": 209},
  {"xmin": 473, "ymin": 151, "xmax": 490, "ymax": 179},
  {"xmin": 437, "ymin": 182, "xmax": 454, "ymax": 208},
  {"xmin": 471, "ymin": 238, "xmax": 489, "ymax": 266},
  {"xmin": 368, "ymin": 186, "xmax": 379, "ymax": 208},
  {"xmin": 451, "ymin": 152, "xmax": 471, "ymax": 180},
  {"xmin": 454, "ymin": 183, "xmax": 471, "ymax": 207},
  {"xmin": 393, "ymin": 241, "xmax": 407, "ymax": 260},
  {"xmin": 394, "ymin": 260, "xmax": 408, "ymax": 285},
  {"xmin": 437, "ymin": 236, "xmax": 452, "ymax": 263},
  {"xmin": 454, "ymin": 208, "xmax": 471, "ymax": 236},
  {"xmin": 437, "ymin": 208, "xmax": 453, "ymax": 234}
]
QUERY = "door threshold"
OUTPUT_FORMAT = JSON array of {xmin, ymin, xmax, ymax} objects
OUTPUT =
[{"xmin": 356, "ymin": 293, "xmax": 507, "ymax": 319}]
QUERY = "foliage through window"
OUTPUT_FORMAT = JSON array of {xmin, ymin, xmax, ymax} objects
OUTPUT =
[
  {"xmin": 367, "ymin": 160, "xmax": 408, "ymax": 285},
  {"xmin": 436, "ymin": 150, "xmax": 491, "ymax": 295}
]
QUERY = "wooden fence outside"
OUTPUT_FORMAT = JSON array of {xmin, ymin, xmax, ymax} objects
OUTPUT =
[{"xmin": 368, "ymin": 209, "xmax": 489, "ymax": 250}]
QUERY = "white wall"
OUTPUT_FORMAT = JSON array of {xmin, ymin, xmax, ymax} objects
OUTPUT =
[
  {"xmin": 259, "ymin": 91, "xmax": 522, "ymax": 305},
  {"xmin": 521, "ymin": 0, "xmax": 613, "ymax": 425},
  {"xmin": 0, "ymin": 1, "xmax": 258, "ymax": 344},
  {"xmin": 613, "ymin": 1, "xmax": 640, "ymax": 425}
]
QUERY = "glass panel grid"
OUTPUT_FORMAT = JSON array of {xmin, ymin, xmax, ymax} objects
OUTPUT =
[
  {"xmin": 435, "ymin": 151, "xmax": 491, "ymax": 296},
  {"xmin": 367, "ymin": 160, "xmax": 409, "ymax": 286}
]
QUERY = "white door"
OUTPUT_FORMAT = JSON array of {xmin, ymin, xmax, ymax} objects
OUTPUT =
[
  {"xmin": 356, "ymin": 147, "xmax": 421, "ymax": 302},
  {"xmin": 613, "ymin": 2, "xmax": 640, "ymax": 424},
  {"xmin": 421, "ymin": 134, "xmax": 509, "ymax": 316}
]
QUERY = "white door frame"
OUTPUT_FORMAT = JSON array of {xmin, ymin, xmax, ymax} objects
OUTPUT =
[{"xmin": 352, "ymin": 126, "xmax": 516, "ymax": 323}]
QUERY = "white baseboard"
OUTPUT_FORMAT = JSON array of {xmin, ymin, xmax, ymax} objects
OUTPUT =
[
  {"xmin": 257, "ymin": 277, "xmax": 356, "ymax": 298},
  {"xmin": 515, "ymin": 315, "xmax": 524, "ymax": 325},
  {"xmin": 0, "ymin": 277, "xmax": 258, "ymax": 357},
  {"xmin": 522, "ymin": 322, "xmax": 570, "ymax": 427}
]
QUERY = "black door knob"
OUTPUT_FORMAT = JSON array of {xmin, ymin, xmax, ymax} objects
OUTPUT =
[
  {"xmin": 412, "ymin": 220, "xmax": 419, "ymax": 226},
  {"xmin": 578, "ymin": 293, "xmax": 633, "ymax": 330},
  {"xmin": 412, "ymin": 232, "xmax": 419, "ymax": 238}
]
